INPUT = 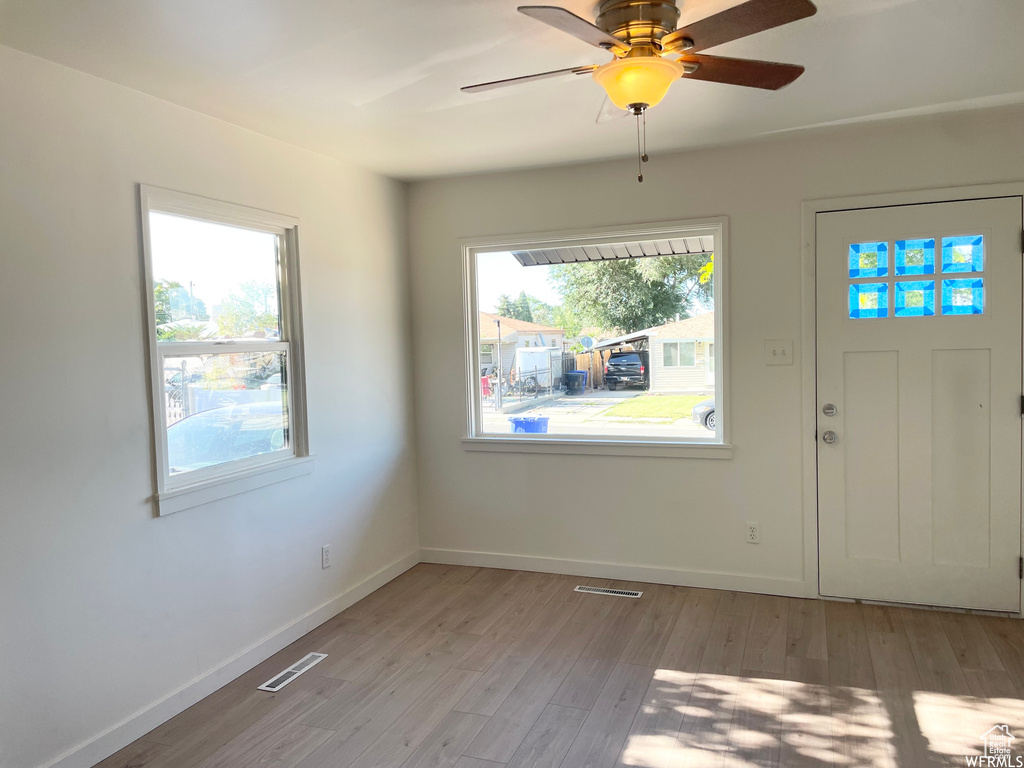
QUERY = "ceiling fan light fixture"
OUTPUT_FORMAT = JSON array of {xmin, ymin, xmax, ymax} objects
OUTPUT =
[{"xmin": 592, "ymin": 56, "xmax": 685, "ymax": 110}]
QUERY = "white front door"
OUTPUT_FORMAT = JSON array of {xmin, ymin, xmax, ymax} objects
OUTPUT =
[{"xmin": 816, "ymin": 196, "xmax": 1023, "ymax": 611}]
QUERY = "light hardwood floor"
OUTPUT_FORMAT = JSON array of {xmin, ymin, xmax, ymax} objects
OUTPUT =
[{"xmin": 95, "ymin": 565, "xmax": 1024, "ymax": 768}]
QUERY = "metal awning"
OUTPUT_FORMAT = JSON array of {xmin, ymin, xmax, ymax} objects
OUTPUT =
[
  {"xmin": 511, "ymin": 236, "xmax": 714, "ymax": 267},
  {"xmin": 591, "ymin": 330, "xmax": 650, "ymax": 351}
]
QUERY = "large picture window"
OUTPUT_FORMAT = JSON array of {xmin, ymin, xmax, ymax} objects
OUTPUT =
[
  {"xmin": 140, "ymin": 186, "xmax": 309, "ymax": 513},
  {"xmin": 464, "ymin": 221, "xmax": 726, "ymax": 450}
]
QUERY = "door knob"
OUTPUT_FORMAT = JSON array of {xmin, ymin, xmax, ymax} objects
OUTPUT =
[
  {"xmin": 822, "ymin": 403, "xmax": 837, "ymax": 417},
  {"xmin": 822, "ymin": 430, "xmax": 838, "ymax": 444}
]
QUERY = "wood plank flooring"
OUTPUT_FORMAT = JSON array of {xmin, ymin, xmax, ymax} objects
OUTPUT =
[{"xmin": 95, "ymin": 565, "xmax": 1024, "ymax": 768}]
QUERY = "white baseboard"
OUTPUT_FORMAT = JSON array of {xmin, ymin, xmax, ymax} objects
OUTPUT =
[
  {"xmin": 45, "ymin": 549, "xmax": 420, "ymax": 768},
  {"xmin": 419, "ymin": 548, "xmax": 811, "ymax": 598}
]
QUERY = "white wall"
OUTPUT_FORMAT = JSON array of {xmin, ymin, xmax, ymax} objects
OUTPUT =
[
  {"xmin": 0, "ymin": 46, "xmax": 419, "ymax": 768},
  {"xmin": 408, "ymin": 104, "xmax": 1024, "ymax": 593}
]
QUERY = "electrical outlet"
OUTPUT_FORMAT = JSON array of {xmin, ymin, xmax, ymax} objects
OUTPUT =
[
  {"xmin": 321, "ymin": 545, "xmax": 331, "ymax": 569},
  {"xmin": 746, "ymin": 522, "xmax": 760, "ymax": 544}
]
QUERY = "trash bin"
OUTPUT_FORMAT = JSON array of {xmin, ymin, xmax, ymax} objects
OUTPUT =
[
  {"xmin": 508, "ymin": 416, "xmax": 549, "ymax": 433},
  {"xmin": 564, "ymin": 371, "xmax": 587, "ymax": 395}
]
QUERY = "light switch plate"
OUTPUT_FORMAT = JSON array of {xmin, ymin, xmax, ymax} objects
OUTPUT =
[{"xmin": 765, "ymin": 339, "xmax": 793, "ymax": 366}]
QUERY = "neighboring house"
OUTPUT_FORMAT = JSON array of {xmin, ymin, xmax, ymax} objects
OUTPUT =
[
  {"xmin": 648, "ymin": 312, "xmax": 715, "ymax": 394},
  {"xmin": 479, "ymin": 312, "xmax": 565, "ymax": 380},
  {"xmin": 587, "ymin": 312, "xmax": 715, "ymax": 393}
]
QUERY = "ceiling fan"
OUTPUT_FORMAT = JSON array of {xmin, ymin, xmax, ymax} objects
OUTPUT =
[{"xmin": 461, "ymin": 0, "xmax": 817, "ymax": 180}]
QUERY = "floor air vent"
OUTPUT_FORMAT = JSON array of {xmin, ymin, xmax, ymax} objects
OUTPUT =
[
  {"xmin": 257, "ymin": 652, "xmax": 328, "ymax": 692},
  {"xmin": 574, "ymin": 585, "xmax": 643, "ymax": 598}
]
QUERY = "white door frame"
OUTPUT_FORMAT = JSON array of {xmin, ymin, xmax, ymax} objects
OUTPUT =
[{"xmin": 800, "ymin": 182, "xmax": 1024, "ymax": 613}]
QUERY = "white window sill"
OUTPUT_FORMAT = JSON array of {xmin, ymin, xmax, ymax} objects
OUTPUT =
[
  {"xmin": 462, "ymin": 437, "xmax": 733, "ymax": 459},
  {"xmin": 156, "ymin": 455, "xmax": 315, "ymax": 516}
]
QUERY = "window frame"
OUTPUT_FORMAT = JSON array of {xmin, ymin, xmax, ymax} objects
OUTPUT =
[
  {"xmin": 461, "ymin": 217, "xmax": 730, "ymax": 458},
  {"xmin": 139, "ymin": 185, "xmax": 311, "ymax": 514},
  {"xmin": 662, "ymin": 340, "xmax": 697, "ymax": 368}
]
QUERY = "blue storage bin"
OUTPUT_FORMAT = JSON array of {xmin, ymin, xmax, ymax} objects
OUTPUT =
[{"xmin": 508, "ymin": 416, "xmax": 550, "ymax": 433}]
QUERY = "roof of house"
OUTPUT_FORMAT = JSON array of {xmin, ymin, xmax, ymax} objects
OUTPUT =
[
  {"xmin": 649, "ymin": 312, "xmax": 715, "ymax": 340},
  {"xmin": 590, "ymin": 312, "xmax": 714, "ymax": 351},
  {"xmin": 479, "ymin": 312, "xmax": 564, "ymax": 340}
]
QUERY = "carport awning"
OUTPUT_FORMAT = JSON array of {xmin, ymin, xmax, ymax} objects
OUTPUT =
[
  {"xmin": 511, "ymin": 236, "xmax": 714, "ymax": 267},
  {"xmin": 591, "ymin": 330, "xmax": 650, "ymax": 351}
]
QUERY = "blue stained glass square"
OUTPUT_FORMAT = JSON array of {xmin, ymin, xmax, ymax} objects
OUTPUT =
[
  {"xmin": 941, "ymin": 236, "xmax": 984, "ymax": 273},
  {"xmin": 849, "ymin": 282, "xmax": 888, "ymax": 319},
  {"xmin": 849, "ymin": 242, "xmax": 888, "ymax": 278},
  {"xmin": 941, "ymin": 278, "xmax": 984, "ymax": 315},
  {"xmin": 895, "ymin": 239, "xmax": 935, "ymax": 275},
  {"xmin": 894, "ymin": 280, "xmax": 935, "ymax": 317}
]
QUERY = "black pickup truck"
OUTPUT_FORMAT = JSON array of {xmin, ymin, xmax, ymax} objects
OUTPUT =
[{"xmin": 604, "ymin": 350, "xmax": 649, "ymax": 391}]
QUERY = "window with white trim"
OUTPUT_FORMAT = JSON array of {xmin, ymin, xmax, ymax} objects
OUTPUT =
[
  {"xmin": 465, "ymin": 222, "xmax": 725, "ymax": 447},
  {"xmin": 140, "ymin": 186, "xmax": 309, "ymax": 512},
  {"xmin": 662, "ymin": 341, "xmax": 696, "ymax": 367}
]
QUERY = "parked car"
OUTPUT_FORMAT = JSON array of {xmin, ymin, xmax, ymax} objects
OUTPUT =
[
  {"xmin": 166, "ymin": 401, "xmax": 287, "ymax": 473},
  {"xmin": 604, "ymin": 350, "xmax": 649, "ymax": 391},
  {"xmin": 692, "ymin": 398, "xmax": 715, "ymax": 430}
]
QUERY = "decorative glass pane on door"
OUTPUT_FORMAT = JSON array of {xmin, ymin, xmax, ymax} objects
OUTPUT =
[
  {"xmin": 941, "ymin": 236, "xmax": 984, "ymax": 273},
  {"xmin": 941, "ymin": 278, "xmax": 984, "ymax": 315},
  {"xmin": 895, "ymin": 239, "xmax": 935, "ymax": 275},
  {"xmin": 849, "ymin": 242, "xmax": 888, "ymax": 278},
  {"xmin": 894, "ymin": 280, "xmax": 935, "ymax": 317},
  {"xmin": 849, "ymin": 283, "xmax": 888, "ymax": 319}
]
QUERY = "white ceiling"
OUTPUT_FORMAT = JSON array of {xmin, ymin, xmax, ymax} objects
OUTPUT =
[{"xmin": 1, "ymin": 0, "xmax": 1022, "ymax": 179}]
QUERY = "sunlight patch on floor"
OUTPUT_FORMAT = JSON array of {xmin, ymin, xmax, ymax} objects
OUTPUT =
[{"xmin": 618, "ymin": 670, "xmax": 1024, "ymax": 767}]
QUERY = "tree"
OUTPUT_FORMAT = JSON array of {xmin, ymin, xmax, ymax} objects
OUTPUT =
[
  {"xmin": 154, "ymin": 279, "xmax": 210, "ymax": 324},
  {"xmin": 551, "ymin": 303, "xmax": 582, "ymax": 337},
  {"xmin": 514, "ymin": 291, "xmax": 534, "ymax": 322},
  {"xmin": 633, "ymin": 253, "xmax": 714, "ymax": 307},
  {"xmin": 216, "ymin": 281, "xmax": 279, "ymax": 338},
  {"xmin": 156, "ymin": 324, "xmax": 208, "ymax": 342},
  {"xmin": 494, "ymin": 292, "xmax": 535, "ymax": 322},
  {"xmin": 495, "ymin": 293, "xmax": 517, "ymax": 319},
  {"xmin": 154, "ymin": 279, "xmax": 179, "ymax": 324},
  {"xmin": 493, "ymin": 291, "xmax": 578, "ymax": 334},
  {"xmin": 698, "ymin": 253, "xmax": 714, "ymax": 286},
  {"xmin": 551, "ymin": 254, "xmax": 713, "ymax": 334}
]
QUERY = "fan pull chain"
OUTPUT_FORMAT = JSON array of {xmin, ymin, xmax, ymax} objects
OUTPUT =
[
  {"xmin": 635, "ymin": 111, "xmax": 643, "ymax": 183},
  {"xmin": 634, "ymin": 107, "xmax": 650, "ymax": 183},
  {"xmin": 642, "ymin": 109, "xmax": 648, "ymax": 164}
]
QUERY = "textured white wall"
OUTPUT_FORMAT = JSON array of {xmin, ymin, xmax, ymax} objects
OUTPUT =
[
  {"xmin": 0, "ymin": 46, "xmax": 419, "ymax": 768},
  {"xmin": 407, "ymin": 104, "xmax": 1024, "ymax": 593}
]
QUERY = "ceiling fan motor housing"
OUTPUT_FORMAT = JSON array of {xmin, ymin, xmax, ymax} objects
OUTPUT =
[{"xmin": 595, "ymin": 0, "xmax": 681, "ymax": 49}]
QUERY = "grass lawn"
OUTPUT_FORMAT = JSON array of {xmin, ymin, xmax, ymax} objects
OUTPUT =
[{"xmin": 598, "ymin": 394, "xmax": 707, "ymax": 422}]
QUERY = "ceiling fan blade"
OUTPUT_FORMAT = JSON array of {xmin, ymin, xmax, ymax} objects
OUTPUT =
[
  {"xmin": 679, "ymin": 54, "xmax": 804, "ymax": 90},
  {"xmin": 662, "ymin": 0, "xmax": 816, "ymax": 53},
  {"xmin": 461, "ymin": 65, "xmax": 596, "ymax": 93},
  {"xmin": 518, "ymin": 6, "xmax": 629, "ymax": 54},
  {"xmin": 595, "ymin": 95, "xmax": 629, "ymax": 124}
]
